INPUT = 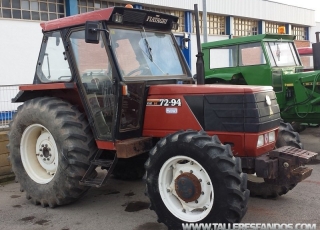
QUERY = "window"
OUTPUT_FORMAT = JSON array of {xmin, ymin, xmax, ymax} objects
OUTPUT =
[
  {"xmin": 265, "ymin": 41, "xmax": 300, "ymax": 67},
  {"xmin": 265, "ymin": 22, "xmax": 284, "ymax": 34},
  {"xmin": 109, "ymin": 28, "xmax": 184, "ymax": 79},
  {"xmin": 209, "ymin": 46, "xmax": 238, "ymax": 69},
  {"xmin": 292, "ymin": 26, "xmax": 307, "ymax": 40},
  {"xmin": 239, "ymin": 43, "xmax": 266, "ymax": 66},
  {"xmin": 142, "ymin": 6, "xmax": 184, "ymax": 32},
  {"xmin": 233, "ymin": 18, "xmax": 258, "ymax": 36},
  {"xmin": 78, "ymin": 0, "xmax": 125, "ymax": 13},
  {"xmin": 36, "ymin": 31, "xmax": 71, "ymax": 82},
  {"xmin": 0, "ymin": 0, "xmax": 65, "ymax": 20},
  {"xmin": 192, "ymin": 12, "xmax": 225, "ymax": 35}
]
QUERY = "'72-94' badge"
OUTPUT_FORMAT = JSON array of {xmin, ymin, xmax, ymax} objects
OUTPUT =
[{"xmin": 147, "ymin": 99, "xmax": 182, "ymax": 106}]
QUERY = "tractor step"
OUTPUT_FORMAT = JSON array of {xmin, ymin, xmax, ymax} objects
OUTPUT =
[
  {"xmin": 79, "ymin": 150, "xmax": 117, "ymax": 188},
  {"xmin": 91, "ymin": 159, "xmax": 113, "ymax": 168}
]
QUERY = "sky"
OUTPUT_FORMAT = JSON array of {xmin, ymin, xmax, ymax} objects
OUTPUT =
[{"xmin": 271, "ymin": 0, "xmax": 320, "ymax": 22}]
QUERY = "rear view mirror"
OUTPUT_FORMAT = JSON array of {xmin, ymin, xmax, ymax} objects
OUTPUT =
[{"xmin": 85, "ymin": 21, "xmax": 100, "ymax": 44}]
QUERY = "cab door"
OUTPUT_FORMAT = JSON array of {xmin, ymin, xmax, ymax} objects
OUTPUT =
[{"xmin": 68, "ymin": 28, "xmax": 117, "ymax": 141}]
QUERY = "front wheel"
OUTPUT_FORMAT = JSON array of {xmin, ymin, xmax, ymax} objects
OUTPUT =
[{"xmin": 144, "ymin": 130, "xmax": 249, "ymax": 229}]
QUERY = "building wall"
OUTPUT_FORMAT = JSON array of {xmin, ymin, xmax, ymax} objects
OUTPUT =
[
  {"xmin": 120, "ymin": 0, "xmax": 315, "ymax": 26},
  {"xmin": 309, "ymin": 22, "xmax": 320, "ymax": 44},
  {"xmin": 0, "ymin": 20, "xmax": 42, "ymax": 85}
]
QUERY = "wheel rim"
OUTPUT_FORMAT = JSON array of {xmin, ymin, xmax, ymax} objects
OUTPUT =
[
  {"xmin": 158, "ymin": 156, "xmax": 214, "ymax": 222},
  {"xmin": 20, "ymin": 124, "xmax": 59, "ymax": 184}
]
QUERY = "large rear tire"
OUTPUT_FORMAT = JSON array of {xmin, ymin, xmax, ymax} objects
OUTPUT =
[
  {"xmin": 145, "ymin": 130, "xmax": 249, "ymax": 229},
  {"xmin": 248, "ymin": 121, "xmax": 302, "ymax": 198},
  {"xmin": 8, "ymin": 97, "xmax": 97, "ymax": 207}
]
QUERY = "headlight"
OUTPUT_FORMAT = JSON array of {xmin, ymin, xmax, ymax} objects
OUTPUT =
[
  {"xmin": 257, "ymin": 135, "xmax": 264, "ymax": 147},
  {"xmin": 269, "ymin": 131, "xmax": 275, "ymax": 142}
]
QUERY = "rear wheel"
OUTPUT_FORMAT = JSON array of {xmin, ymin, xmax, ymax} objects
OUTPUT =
[
  {"xmin": 248, "ymin": 121, "xmax": 302, "ymax": 198},
  {"xmin": 145, "ymin": 130, "xmax": 249, "ymax": 229},
  {"xmin": 8, "ymin": 97, "xmax": 97, "ymax": 207}
]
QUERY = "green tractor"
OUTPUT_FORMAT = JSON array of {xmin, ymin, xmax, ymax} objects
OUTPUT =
[{"xmin": 202, "ymin": 34, "xmax": 320, "ymax": 132}]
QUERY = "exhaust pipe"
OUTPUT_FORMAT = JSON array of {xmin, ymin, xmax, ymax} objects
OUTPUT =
[{"xmin": 194, "ymin": 4, "xmax": 205, "ymax": 85}]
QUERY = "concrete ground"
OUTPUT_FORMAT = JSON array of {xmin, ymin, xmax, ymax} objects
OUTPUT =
[{"xmin": 0, "ymin": 128, "xmax": 319, "ymax": 230}]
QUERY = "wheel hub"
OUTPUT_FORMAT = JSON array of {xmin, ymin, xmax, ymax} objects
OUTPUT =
[
  {"xmin": 37, "ymin": 132, "xmax": 55, "ymax": 167},
  {"xmin": 175, "ymin": 173, "xmax": 201, "ymax": 202},
  {"xmin": 39, "ymin": 143, "xmax": 54, "ymax": 165}
]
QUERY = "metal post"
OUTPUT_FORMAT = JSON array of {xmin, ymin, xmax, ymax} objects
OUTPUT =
[{"xmin": 203, "ymin": 0, "xmax": 208, "ymax": 43}]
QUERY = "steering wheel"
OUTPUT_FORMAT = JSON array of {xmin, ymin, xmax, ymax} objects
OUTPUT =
[{"xmin": 126, "ymin": 65, "xmax": 150, "ymax": 76}]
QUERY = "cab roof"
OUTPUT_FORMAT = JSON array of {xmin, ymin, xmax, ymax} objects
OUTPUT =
[
  {"xmin": 40, "ymin": 7, "xmax": 178, "ymax": 32},
  {"xmin": 202, "ymin": 34, "xmax": 296, "ymax": 49}
]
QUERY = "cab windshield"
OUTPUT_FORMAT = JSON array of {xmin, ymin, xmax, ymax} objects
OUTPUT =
[
  {"xmin": 264, "ymin": 41, "xmax": 301, "ymax": 67},
  {"xmin": 109, "ymin": 28, "xmax": 186, "ymax": 80}
]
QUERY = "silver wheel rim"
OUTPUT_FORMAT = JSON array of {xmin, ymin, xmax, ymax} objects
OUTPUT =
[
  {"xmin": 20, "ymin": 124, "xmax": 58, "ymax": 184},
  {"xmin": 158, "ymin": 156, "xmax": 214, "ymax": 222}
]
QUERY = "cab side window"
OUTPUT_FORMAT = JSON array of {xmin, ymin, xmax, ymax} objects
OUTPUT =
[{"xmin": 37, "ymin": 31, "xmax": 72, "ymax": 82}]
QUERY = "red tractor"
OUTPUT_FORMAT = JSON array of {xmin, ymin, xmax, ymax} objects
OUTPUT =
[{"xmin": 8, "ymin": 5, "xmax": 316, "ymax": 229}]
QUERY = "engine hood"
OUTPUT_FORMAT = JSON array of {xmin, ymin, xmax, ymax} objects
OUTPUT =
[{"xmin": 148, "ymin": 84, "xmax": 273, "ymax": 95}]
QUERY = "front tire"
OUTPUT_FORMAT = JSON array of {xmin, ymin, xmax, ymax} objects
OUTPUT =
[
  {"xmin": 144, "ymin": 130, "xmax": 249, "ymax": 229},
  {"xmin": 8, "ymin": 97, "xmax": 97, "ymax": 207},
  {"xmin": 248, "ymin": 121, "xmax": 302, "ymax": 198}
]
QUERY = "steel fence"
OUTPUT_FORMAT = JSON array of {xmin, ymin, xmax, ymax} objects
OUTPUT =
[{"xmin": 0, "ymin": 85, "xmax": 22, "ymax": 131}]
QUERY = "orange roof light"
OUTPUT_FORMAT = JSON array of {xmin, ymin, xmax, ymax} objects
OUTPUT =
[
  {"xmin": 278, "ymin": 26, "xmax": 286, "ymax": 34},
  {"xmin": 125, "ymin": 4, "xmax": 133, "ymax": 8}
]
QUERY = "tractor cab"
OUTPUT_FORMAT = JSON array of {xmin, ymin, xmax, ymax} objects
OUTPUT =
[{"xmin": 19, "ymin": 6, "xmax": 192, "ymax": 142}]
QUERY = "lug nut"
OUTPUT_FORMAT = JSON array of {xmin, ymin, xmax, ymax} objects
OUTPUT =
[
  {"xmin": 207, "ymin": 182, "xmax": 210, "ymax": 185},
  {"xmin": 190, "ymin": 170, "xmax": 193, "ymax": 174},
  {"xmin": 167, "ymin": 189, "xmax": 171, "ymax": 193},
  {"xmin": 49, "ymin": 154, "xmax": 52, "ymax": 157},
  {"xmin": 40, "ymin": 154, "xmax": 43, "ymax": 157},
  {"xmin": 180, "ymin": 170, "xmax": 183, "ymax": 174},
  {"xmin": 47, "ymin": 158, "xmax": 50, "ymax": 161},
  {"xmin": 199, "ymin": 179, "xmax": 202, "ymax": 182},
  {"xmin": 190, "ymin": 161, "xmax": 194, "ymax": 165},
  {"xmin": 182, "ymin": 209, "xmax": 186, "ymax": 213},
  {"xmin": 43, "ymin": 158, "xmax": 46, "ymax": 161},
  {"xmin": 283, "ymin": 162, "xmax": 289, "ymax": 168},
  {"xmin": 201, "ymin": 191, "xmax": 204, "ymax": 195},
  {"xmin": 48, "ymin": 148, "xmax": 51, "ymax": 151},
  {"xmin": 45, "ymin": 144, "xmax": 48, "ymax": 147},
  {"xmin": 41, "ymin": 144, "xmax": 44, "ymax": 147},
  {"xmin": 203, "ymin": 206, "xmax": 207, "ymax": 210},
  {"xmin": 39, "ymin": 149, "xmax": 42, "ymax": 151},
  {"xmin": 195, "ymin": 200, "xmax": 198, "ymax": 203}
]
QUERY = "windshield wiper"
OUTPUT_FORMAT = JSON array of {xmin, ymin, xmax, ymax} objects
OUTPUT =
[
  {"xmin": 139, "ymin": 27, "xmax": 167, "ymax": 75},
  {"xmin": 141, "ymin": 27, "xmax": 153, "ymax": 61}
]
